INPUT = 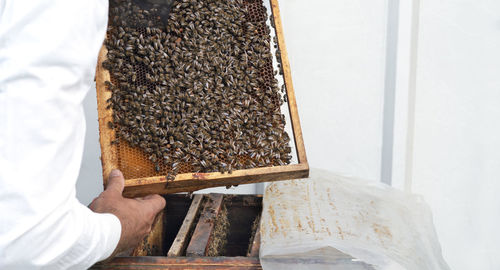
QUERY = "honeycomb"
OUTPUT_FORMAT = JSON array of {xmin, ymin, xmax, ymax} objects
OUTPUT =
[{"xmin": 104, "ymin": 0, "xmax": 286, "ymax": 180}]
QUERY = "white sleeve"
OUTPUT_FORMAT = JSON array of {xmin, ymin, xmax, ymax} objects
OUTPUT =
[{"xmin": 0, "ymin": 0, "xmax": 122, "ymax": 269}]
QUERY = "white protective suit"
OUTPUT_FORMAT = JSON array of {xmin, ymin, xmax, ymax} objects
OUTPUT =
[{"xmin": 0, "ymin": 0, "xmax": 121, "ymax": 269}]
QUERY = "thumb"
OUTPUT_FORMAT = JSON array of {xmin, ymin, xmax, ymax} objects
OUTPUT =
[
  {"xmin": 141, "ymin": 194, "xmax": 166, "ymax": 215},
  {"xmin": 105, "ymin": 169, "xmax": 125, "ymax": 194}
]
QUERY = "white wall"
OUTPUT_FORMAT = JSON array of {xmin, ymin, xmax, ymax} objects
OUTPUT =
[
  {"xmin": 410, "ymin": 1, "xmax": 500, "ymax": 269},
  {"xmin": 279, "ymin": 0, "xmax": 388, "ymax": 181}
]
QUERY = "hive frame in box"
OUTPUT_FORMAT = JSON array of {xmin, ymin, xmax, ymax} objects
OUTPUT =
[
  {"xmin": 94, "ymin": 194, "xmax": 264, "ymax": 269},
  {"xmin": 96, "ymin": 0, "xmax": 308, "ymax": 197}
]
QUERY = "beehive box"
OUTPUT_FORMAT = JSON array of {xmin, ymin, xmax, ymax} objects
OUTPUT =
[
  {"xmin": 96, "ymin": 0, "xmax": 308, "ymax": 197},
  {"xmin": 93, "ymin": 194, "xmax": 263, "ymax": 269}
]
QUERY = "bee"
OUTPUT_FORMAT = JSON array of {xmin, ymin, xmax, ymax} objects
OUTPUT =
[{"xmin": 104, "ymin": 0, "xmax": 292, "ymax": 177}]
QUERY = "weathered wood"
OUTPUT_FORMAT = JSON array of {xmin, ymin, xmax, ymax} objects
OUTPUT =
[
  {"xmin": 186, "ymin": 194, "xmax": 224, "ymax": 256},
  {"xmin": 270, "ymin": 0, "xmax": 308, "ymax": 165},
  {"xmin": 95, "ymin": 0, "xmax": 309, "ymax": 196},
  {"xmin": 168, "ymin": 194, "xmax": 204, "ymax": 257},
  {"xmin": 93, "ymin": 256, "xmax": 262, "ymax": 269},
  {"xmin": 97, "ymin": 194, "xmax": 264, "ymax": 268},
  {"xmin": 132, "ymin": 211, "xmax": 165, "ymax": 256}
]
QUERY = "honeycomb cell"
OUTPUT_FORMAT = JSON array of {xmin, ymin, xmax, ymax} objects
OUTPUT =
[{"xmin": 104, "ymin": 0, "xmax": 289, "ymax": 180}]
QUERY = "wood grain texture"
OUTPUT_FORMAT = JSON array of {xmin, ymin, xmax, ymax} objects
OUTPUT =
[
  {"xmin": 92, "ymin": 257, "xmax": 261, "ymax": 269},
  {"xmin": 96, "ymin": 45, "xmax": 118, "ymax": 186},
  {"xmin": 95, "ymin": 0, "xmax": 309, "ymax": 196},
  {"xmin": 122, "ymin": 164, "xmax": 308, "ymax": 198},
  {"xmin": 186, "ymin": 194, "xmax": 224, "ymax": 256},
  {"xmin": 168, "ymin": 194, "xmax": 204, "ymax": 257},
  {"xmin": 270, "ymin": 0, "xmax": 308, "ymax": 165}
]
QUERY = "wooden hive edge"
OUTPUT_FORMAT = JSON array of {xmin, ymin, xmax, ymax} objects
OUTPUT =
[
  {"xmin": 269, "ymin": 0, "xmax": 308, "ymax": 165},
  {"xmin": 167, "ymin": 194, "xmax": 205, "ymax": 257},
  {"xmin": 96, "ymin": 45, "xmax": 118, "ymax": 186},
  {"xmin": 93, "ymin": 256, "xmax": 262, "ymax": 269},
  {"xmin": 123, "ymin": 163, "xmax": 309, "ymax": 197}
]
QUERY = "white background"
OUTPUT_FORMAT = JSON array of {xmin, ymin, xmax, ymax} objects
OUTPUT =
[
  {"xmin": 76, "ymin": 0, "xmax": 500, "ymax": 269},
  {"xmin": 408, "ymin": 1, "xmax": 500, "ymax": 269}
]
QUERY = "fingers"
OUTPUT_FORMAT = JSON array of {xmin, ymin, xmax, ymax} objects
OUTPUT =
[
  {"xmin": 140, "ymin": 194, "xmax": 166, "ymax": 215},
  {"xmin": 106, "ymin": 169, "xmax": 125, "ymax": 194}
]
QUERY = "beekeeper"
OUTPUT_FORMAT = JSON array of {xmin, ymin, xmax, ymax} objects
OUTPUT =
[{"xmin": 0, "ymin": 1, "xmax": 165, "ymax": 268}]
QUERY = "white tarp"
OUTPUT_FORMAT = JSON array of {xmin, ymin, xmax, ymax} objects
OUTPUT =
[{"xmin": 259, "ymin": 169, "xmax": 450, "ymax": 270}]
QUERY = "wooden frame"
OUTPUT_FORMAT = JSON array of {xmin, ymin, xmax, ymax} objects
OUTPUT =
[
  {"xmin": 93, "ymin": 257, "xmax": 262, "ymax": 269},
  {"xmin": 167, "ymin": 194, "xmax": 204, "ymax": 257},
  {"xmin": 96, "ymin": 0, "xmax": 308, "ymax": 197},
  {"xmin": 186, "ymin": 194, "xmax": 224, "ymax": 256}
]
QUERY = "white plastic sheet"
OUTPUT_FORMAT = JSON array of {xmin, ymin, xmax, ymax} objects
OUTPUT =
[{"xmin": 259, "ymin": 169, "xmax": 450, "ymax": 270}]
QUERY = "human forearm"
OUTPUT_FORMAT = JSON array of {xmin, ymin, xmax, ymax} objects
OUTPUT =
[{"xmin": 0, "ymin": 198, "xmax": 121, "ymax": 269}]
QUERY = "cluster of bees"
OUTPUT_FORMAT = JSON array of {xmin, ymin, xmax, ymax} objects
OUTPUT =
[{"xmin": 104, "ymin": 0, "xmax": 291, "ymax": 179}]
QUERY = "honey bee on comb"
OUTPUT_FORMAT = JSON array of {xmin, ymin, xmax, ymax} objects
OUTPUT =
[{"xmin": 103, "ymin": 0, "xmax": 290, "ymax": 180}]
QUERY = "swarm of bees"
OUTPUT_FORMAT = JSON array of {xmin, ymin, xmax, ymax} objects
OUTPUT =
[{"xmin": 103, "ymin": 0, "xmax": 291, "ymax": 180}]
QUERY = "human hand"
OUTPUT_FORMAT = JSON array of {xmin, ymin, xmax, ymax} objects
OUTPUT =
[{"xmin": 89, "ymin": 169, "xmax": 166, "ymax": 257}]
